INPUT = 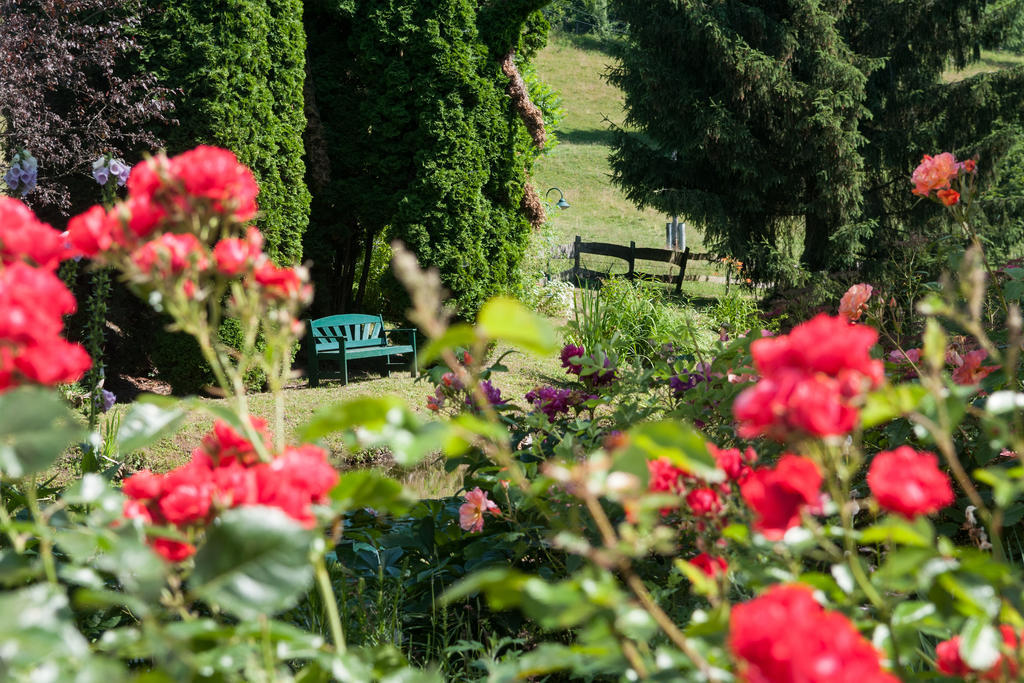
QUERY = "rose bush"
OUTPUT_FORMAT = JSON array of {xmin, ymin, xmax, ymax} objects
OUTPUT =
[{"xmin": 2, "ymin": 147, "xmax": 1024, "ymax": 681}]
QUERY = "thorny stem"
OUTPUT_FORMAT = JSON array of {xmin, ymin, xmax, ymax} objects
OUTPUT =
[
  {"xmin": 581, "ymin": 491, "xmax": 717, "ymax": 680},
  {"xmin": 314, "ymin": 552, "xmax": 346, "ymax": 653},
  {"xmin": 910, "ymin": 409, "xmax": 1005, "ymax": 562},
  {"xmin": 261, "ymin": 616, "xmax": 277, "ymax": 681},
  {"xmin": 26, "ymin": 478, "xmax": 57, "ymax": 584},
  {"xmin": 0, "ymin": 478, "xmax": 26, "ymax": 553}
]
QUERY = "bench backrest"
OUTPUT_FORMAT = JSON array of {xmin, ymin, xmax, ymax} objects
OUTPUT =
[{"xmin": 308, "ymin": 314, "xmax": 386, "ymax": 351}]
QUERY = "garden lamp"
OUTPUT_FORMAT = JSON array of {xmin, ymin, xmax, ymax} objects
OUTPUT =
[{"xmin": 546, "ymin": 187, "xmax": 570, "ymax": 209}]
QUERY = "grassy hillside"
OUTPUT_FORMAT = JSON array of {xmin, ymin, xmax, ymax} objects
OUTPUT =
[
  {"xmin": 943, "ymin": 49, "xmax": 1024, "ymax": 82},
  {"xmin": 531, "ymin": 35, "xmax": 720, "ymax": 282}
]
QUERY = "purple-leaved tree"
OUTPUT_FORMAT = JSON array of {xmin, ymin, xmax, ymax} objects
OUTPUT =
[{"xmin": 0, "ymin": 0, "xmax": 173, "ymax": 222}]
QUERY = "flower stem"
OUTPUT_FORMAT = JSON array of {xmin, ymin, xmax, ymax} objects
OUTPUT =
[{"xmin": 314, "ymin": 552, "xmax": 346, "ymax": 653}]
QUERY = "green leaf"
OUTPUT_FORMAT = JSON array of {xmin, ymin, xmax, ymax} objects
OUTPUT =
[
  {"xmin": 861, "ymin": 516, "xmax": 935, "ymax": 547},
  {"xmin": 922, "ymin": 318, "xmax": 947, "ymax": 370},
  {"xmin": 0, "ymin": 583, "xmax": 90, "ymax": 673},
  {"xmin": 191, "ymin": 506, "xmax": 315, "ymax": 620},
  {"xmin": 0, "ymin": 387, "xmax": 85, "ymax": 478},
  {"xmin": 61, "ymin": 473, "xmax": 109, "ymax": 505},
  {"xmin": 420, "ymin": 323, "xmax": 476, "ymax": 365},
  {"xmin": 622, "ymin": 420, "xmax": 723, "ymax": 482},
  {"xmin": 301, "ymin": 396, "xmax": 412, "ymax": 441},
  {"xmin": 477, "ymin": 296, "xmax": 558, "ymax": 355},
  {"xmin": 330, "ymin": 470, "xmax": 412, "ymax": 515},
  {"xmin": 442, "ymin": 567, "xmax": 530, "ymax": 609},
  {"xmin": 861, "ymin": 383, "xmax": 928, "ymax": 428},
  {"xmin": 960, "ymin": 618, "xmax": 1002, "ymax": 671},
  {"xmin": 117, "ymin": 400, "xmax": 186, "ymax": 454}
]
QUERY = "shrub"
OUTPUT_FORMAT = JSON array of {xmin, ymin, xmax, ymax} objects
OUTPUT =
[
  {"xmin": 303, "ymin": 0, "xmax": 557, "ymax": 317},
  {"xmin": 149, "ymin": 319, "xmax": 268, "ymax": 395},
  {"xmin": 566, "ymin": 277, "xmax": 715, "ymax": 362},
  {"xmin": 138, "ymin": 0, "xmax": 310, "ymax": 264}
]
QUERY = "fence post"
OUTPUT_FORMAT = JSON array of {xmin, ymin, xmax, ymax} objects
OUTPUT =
[
  {"xmin": 675, "ymin": 247, "xmax": 690, "ymax": 295},
  {"xmin": 573, "ymin": 235, "xmax": 581, "ymax": 284},
  {"xmin": 628, "ymin": 241, "xmax": 635, "ymax": 279}
]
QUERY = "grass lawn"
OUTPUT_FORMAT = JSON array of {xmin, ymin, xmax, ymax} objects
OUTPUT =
[
  {"xmin": 532, "ymin": 34, "xmax": 724, "ymax": 288},
  {"xmin": 943, "ymin": 49, "xmax": 1024, "ymax": 82},
  {"xmin": 91, "ymin": 342, "xmax": 567, "ymax": 498}
]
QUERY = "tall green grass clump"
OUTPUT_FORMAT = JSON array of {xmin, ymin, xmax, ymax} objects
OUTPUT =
[{"xmin": 566, "ymin": 278, "xmax": 715, "ymax": 361}]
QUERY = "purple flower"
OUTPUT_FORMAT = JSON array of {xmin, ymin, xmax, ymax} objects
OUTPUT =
[
  {"xmin": 465, "ymin": 379, "xmax": 506, "ymax": 409},
  {"xmin": 93, "ymin": 156, "xmax": 131, "ymax": 187},
  {"xmin": 525, "ymin": 385, "xmax": 576, "ymax": 419},
  {"xmin": 670, "ymin": 373, "xmax": 699, "ymax": 396},
  {"xmin": 560, "ymin": 344, "xmax": 585, "ymax": 375},
  {"xmin": 100, "ymin": 389, "xmax": 116, "ymax": 413},
  {"xmin": 92, "ymin": 157, "xmax": 110, "ymax": 186},
  {"xmin": 581, "ymin": 351, "xmax": 616, "ymax": 388},
  {"xmin": 480, "ymin": 379, "xmax": 505, "ymax": 405},
  {"xmin": 109, "ymin": 158, "xmax": 131, "ymax": 186},
  {"xmin": 4, "ymin": 150, "xmax": 37, "ymax": 196}
]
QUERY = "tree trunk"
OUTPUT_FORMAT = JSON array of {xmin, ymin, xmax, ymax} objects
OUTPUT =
[
  {"xmin": 802, "ymin": 213, "xmax": 831, "ymax": 272},
  {"xmin": 354, "ymin": 228, "xmax": 377, "ymax": 310}
]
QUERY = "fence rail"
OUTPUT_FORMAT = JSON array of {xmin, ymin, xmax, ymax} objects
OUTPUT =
[{"xmin": 551, "ymin": 236, "xmax": 714, "ymax": 293}]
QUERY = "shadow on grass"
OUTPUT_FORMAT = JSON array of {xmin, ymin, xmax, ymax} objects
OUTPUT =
[
  {"xmin": 554, "ymin": 31, "xmax": 622, "ymax": 58},
  {"xmin": 557, "ymin": 127, "xmax": 616, "ymax": 146}
]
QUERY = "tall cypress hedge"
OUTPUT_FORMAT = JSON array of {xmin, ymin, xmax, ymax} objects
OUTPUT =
[
  {"xmin": 304, "ymin": 0, "xmax": 550, "ymax": 317},
  {"xmin": 136, "ymin": 3, "xmax": 310, "ymax": 393},
  {"xmin": 140, "ymin": 0, "xmax": 310, "ymax": 263}
]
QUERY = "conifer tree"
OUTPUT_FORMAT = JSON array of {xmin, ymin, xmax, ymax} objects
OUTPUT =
[
  {"xmin": 610, "ymin": 0, "xmax": 1024, "ymax": 278},
  {"xmin": 303, "ymin": 0, "xmax": 551, "ymax": 316},
  {"xmin": 140, "ymin": 0, "xmax": 310, "ymax": 264}
]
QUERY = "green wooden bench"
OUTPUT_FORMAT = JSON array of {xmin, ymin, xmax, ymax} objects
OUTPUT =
[{"xmin": 305, "ymin": 314, "xmax": 417, "ymax": 387}]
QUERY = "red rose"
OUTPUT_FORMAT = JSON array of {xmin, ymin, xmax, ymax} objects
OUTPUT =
[
  {"xmin": 122, "ymin": 499, "xmax": 154, "ymax": 524},
  {"xmin": 937, "ymin": 188, "xmax": 960, "ymax": 206},
  {"xmin": 935, "ymin": 637, "xmax": 970, "ymax": 676},
  {"xmin": 151, "ymin": 537, "xmax": 196, "ymax": 563},
  {"xmin": 730, "ymin": 584, "xmax": 898, "ymax": 683},
  {"xmin": 253, "ymin": 261, "xmax": 306, "ymax": 301},
  {"xmin": 734, "ymin": 370, "xmax": 859, "ymax": 440},
  {"xmin": 690, "ymin": 552, "xmax": 728, "ymax": 577},
  {"xmin": 708, "ymin": 443, "xmax": 756, "ymax": 481},
  {"xmin": 648, "ymin": 457, "xmax": 686, "ymax": 493},
  {"xmin": 123, "ymin": 469, "xmax": 163, "ymax": 500},
  {"xmin": 213, "ymin": 237, "xmax": 254, "ymax": 276},
  {"xmin": 66, "ymin": 205, "xmax": 118, "ymax": 258},
  {"xmin": 935, "ymin": 626, "xmax": 1019, "ymax": 679},
  {"xmin": 131, "ymin": 232, "xmax": 208, "ymax": 277},
  {"xmin": 0, "ymin": 262, "xmax": 89, "ymax": 392},
  {"xmin": 0, "ymin": 197, "xmax": 67, "ymax": 270},
  {"xmin": 867, "ymin": 446, "xmax": 953, "ymax": 518},
  {"xmin": 273, "ymin": 444, "xmax": 339, "ymax": 501},
  {"xmin": 156, "ymin": 460, "xmax": 214, "ymax": 525},
  {"xmin": 751, "ymin": 314, "xmax": 882, "ymax": 385},
  {"xmin": 200, "ymin": 417, "xmax": 271, "ymax": 466},
  {"xmin": 212, "ymin": 463, "xmax": 259, "ymax": 508},
  {"xmin": 686, "ymin": 487, "xmax": 722, "ymax": 517},
  {"xmin": 123, "ymin": 194, "xmax": 167, "ymax": 240},
  {"xmin": 739, "ymin": 455, "xmax": 821, "ymax": 539},
  {"xmin": 253, "ymin": 465, "xmax": 316, "ymax": 528},
  {"xmin": 171, "ymin": 146, "xmax": 259, "ymax": 221},
  {"xmin": 13, "ymin": 338, "xmax": 91, "ymax": 387},
  {"xmin": 126, "ymin": 156, "xmax": 166, "ymax": 199}
]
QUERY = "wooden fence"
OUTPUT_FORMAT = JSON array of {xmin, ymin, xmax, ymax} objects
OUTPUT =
[{"xmin": 551, "ymin": 235, "xmax": 714, "ymax": 293}]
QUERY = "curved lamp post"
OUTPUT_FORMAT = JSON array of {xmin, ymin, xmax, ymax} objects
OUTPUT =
[{"xmin": 545, "ymin": 187, "xmax": 570, "ymax": 209}]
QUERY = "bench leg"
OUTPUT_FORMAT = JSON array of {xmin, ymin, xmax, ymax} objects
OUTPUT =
[{"xmin": 412, "ymin": 346, "xmax": 417, "ymax": 379}]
